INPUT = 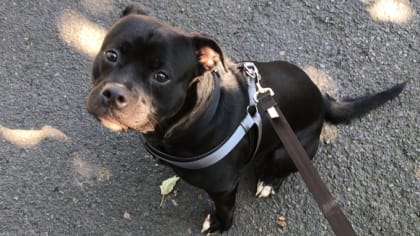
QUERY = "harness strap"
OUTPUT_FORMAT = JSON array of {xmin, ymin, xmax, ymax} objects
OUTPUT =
[
  {"xmin": 245, "ymin": 72, "xmax": 262, "ymax": 158},
  {"xmin": 145, "ymin": 111, "xmax": 259, "ymax": 169}
]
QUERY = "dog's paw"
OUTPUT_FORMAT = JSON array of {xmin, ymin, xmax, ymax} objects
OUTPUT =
[
  {"xmin": 201, "ymin": 214, "xmax": 225, "ymax": 235},
  {"xmin": 256, "ymin": 180, "xmax": 276, "ymax": 198}
]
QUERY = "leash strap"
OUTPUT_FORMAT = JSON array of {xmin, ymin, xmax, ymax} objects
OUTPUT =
[{"xmin": 242, "ymin": 62, "xmax": 357, "ymax": 236}]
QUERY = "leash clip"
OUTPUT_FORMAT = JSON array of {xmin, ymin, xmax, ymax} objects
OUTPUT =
[
  {"xmin": 241, "ymin": 62, "xmax": 275, "ymax": 102},
  {"xmin": 254, "ymin": 82, "xmax": 275, "ymax": 103}
]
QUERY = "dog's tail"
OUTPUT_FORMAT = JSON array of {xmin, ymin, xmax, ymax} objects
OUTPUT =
[{"xmin": 324, "ymin": 82, "xmax": 406, "ymax": 124}]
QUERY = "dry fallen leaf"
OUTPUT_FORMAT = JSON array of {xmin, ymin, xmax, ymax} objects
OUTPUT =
[
  {"xmin": 160, "ymin": 176, "xmax": 180, "ymax": 207},
  {"xmin": 123, "ymin": 211, "xmax": 131, "ymax": 220},
  {"xmin": 277, "ymin": 216, "xmax": 287, "ymax": 229}
]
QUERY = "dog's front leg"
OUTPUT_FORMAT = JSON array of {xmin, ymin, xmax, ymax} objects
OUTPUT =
[{"xmin": 201, "ymin": 184, "xmax": 239, "ymax": 234}]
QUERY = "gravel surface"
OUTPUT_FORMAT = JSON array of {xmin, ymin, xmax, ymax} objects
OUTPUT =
[{"xmin": 0, "ymin": 0, "xmax": 418, "ymax": 235}]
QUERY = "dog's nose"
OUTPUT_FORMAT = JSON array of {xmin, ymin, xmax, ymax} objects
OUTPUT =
[{"xmin": 101, "ymin": 86, "xmax": 129, "ymax": 109}]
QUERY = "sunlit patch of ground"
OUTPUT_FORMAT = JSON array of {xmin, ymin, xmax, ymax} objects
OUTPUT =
[
  {"xmin": 57, "ymin": 9, "xmax": 106, "ymax": 58},
  {"xmin": 304, "ymin": 67, "xmax": 339, "ymax": 143},
  {"xmin": 72, "ymin": 152, "xmax": 112, "ymax": 189},
  {"xmin": 362, "ymin": 0, "xmax": 415, "ymax": 24},
  {"xmin": 0, "ymin": 124, "xmax": 68, "ymax": 148}
]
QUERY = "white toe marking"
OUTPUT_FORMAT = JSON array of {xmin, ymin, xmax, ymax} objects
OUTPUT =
[
  {"xmin": 258, "ymin": 185, "xmax": 275, "ymax": 198},
  {"xmin": 256, "ymin": 180, "xmax": 264, "ymax": 196},
  {"xmin": 256, "ymin": 180, "xmax": 275, "ymax": 198},
  {"xmin": 201, "ymin": 214, "xmax": 211, "ymax": 233}
]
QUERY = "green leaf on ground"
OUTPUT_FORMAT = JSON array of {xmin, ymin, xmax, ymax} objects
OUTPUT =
[{"xmin": 160, "ymin": 176, "xmax": 180, "ymax": 207}]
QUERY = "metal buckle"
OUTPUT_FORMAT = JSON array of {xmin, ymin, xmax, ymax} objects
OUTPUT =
[{"xmin": 242, "ymin": 62, "xmax": 258, "ymax": 79}]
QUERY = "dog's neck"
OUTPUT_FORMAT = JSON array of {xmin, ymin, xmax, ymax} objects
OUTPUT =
[
  {"xmin": 163, "ymin": 68, "xmax": 222, "ymax": 140},
  {"xmin": 144, "ymin": 61, "xmax": 248, "ymax": 157}
]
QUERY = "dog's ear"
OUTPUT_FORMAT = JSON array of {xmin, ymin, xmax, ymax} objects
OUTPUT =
[
  {"xmin": 192, "ymin": 35, "xmax": 225, "ymax": 72},
  {"xmin": 121, "ymin": 4, "xmax": 149, "ymax": 17}
]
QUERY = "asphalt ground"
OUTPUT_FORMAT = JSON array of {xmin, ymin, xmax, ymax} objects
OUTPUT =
[{"xmin": 0, "ymin": 0, "xmax": 419, "ymax": 235}]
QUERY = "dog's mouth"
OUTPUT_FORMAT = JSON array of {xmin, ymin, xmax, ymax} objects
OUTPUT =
[
  {"xmin": 135, "ymin": 120, "xmax": 155, "ymax": 133},
  {"xmin": 99, "ymin": 116, "xmax": 129, "ymax": 132},
  {"xmin": 98, "ymin": 114, "xmax": 155, "ymax": 133}
]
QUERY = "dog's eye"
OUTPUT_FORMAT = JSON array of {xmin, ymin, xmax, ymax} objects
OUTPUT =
[
  {"xmin": 154, "ymin": 72, "xmax": 169, "ymax": 83},
  {"xmin": 105, "ymin": 50, "xmax": 118, "ymax": 63}
]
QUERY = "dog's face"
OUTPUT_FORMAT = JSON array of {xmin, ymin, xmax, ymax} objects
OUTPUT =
[{"xmin": 87, "ymin": 7, "xmax": 224, "ymax": 133}]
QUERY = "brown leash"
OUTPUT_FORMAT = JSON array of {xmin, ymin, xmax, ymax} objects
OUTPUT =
[
  {"xmin": 258, "ymin": 94, "xmax": 357, "ymax": 236},
  {"xmin": 241, "ymin": 62, "xmax": 357, "ymax": 236}
]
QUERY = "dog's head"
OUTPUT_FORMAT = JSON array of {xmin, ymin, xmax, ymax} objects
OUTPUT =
[{"xmin": 87, "ymin": 4, "xmax": 225, "ymax": 133}]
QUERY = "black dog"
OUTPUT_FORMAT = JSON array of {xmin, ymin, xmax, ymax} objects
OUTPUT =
[{"xmin": 87, "ymin": 5, "xmax": 405, "ymax": 233}]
